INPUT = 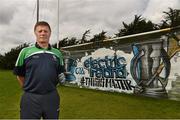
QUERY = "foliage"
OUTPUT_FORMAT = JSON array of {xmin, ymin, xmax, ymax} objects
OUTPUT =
[
  {"xmin": 68, "ymin": 37, "xmax": 77, "ymax": 46},
  {"xmin": 80, "ymin": 29, "xmax": 91, "ymax": 44},
  {"xmin": 115, "ymin": 15, "xmax": 158, "ymax": 37},
  {"xmin": 0, "ymin": 43, "xmax": 29, "ymax": 69},
  {"xmin": 90, "ymin": 30, "xmax": 107, "ymax": 42},
  {"xmin": 58, "ymin": 37, "xmax": 69, "ymax": 47},
  {"xmin": 160, "ymin": 8, "xmax": 180, "ymax": 28}
]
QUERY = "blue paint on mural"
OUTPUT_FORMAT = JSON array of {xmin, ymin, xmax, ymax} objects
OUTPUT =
[
  {"xmin": 64, "ymin": 58, "xmax": 77, "ymax": 81},
  {"xmin": 84, "ymin": 55, "xmax": 127, "ymax": 78}
]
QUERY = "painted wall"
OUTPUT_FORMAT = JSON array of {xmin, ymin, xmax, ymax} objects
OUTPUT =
[{"xmin": 62, "ymin": 33, "xmax": 180, "ymax": 100}]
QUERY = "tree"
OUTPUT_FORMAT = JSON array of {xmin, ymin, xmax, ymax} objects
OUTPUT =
[
  {"xmin": 160, "ymin": 8, "xmax": 180, "ymax": 28},
  {"xmin": 58, "ymin": 37, "xmax": 69, "ymax": 47},
  {"xmin": 0, "ymin": 43, "xmax": 29, "ymax": 69},
  {"xmin": 90, "ymin": 30, "xmax": 107, "ymax": 42},
  {"xmin": 115, "ymin": 15, "xmax": 157, "ymax": 37},
  {"xmin": 81, "ymin": 29, "xmax": 91, "ymax": 44},
  {"xmin": 0, "ymin": 54, "xmax": 3, "ymax": 69},
  {"xmin": 68, "ymin": 37, "xmax": 77, "ymax": 46}
]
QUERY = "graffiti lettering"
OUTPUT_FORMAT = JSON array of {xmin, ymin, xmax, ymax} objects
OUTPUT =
[
  {"xmin": 84, "ymin": 56, "xmax": 127, "ymax": 78},
  {"xmin": 80, "ymin": 77, "xmax": 133, "ymax": 91},
  {"xmin": 75, "ymin": 67, "xmax": 85, "ymax": 74}
]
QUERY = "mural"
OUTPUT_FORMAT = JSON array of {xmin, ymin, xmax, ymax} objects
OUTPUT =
[
  {"xmin": 131, "ymin": 41, "xmax": 170, "ymax": 98},
  {"xmin": 63, "ymin": 32, "xmax": 180, "ymax": 99}
]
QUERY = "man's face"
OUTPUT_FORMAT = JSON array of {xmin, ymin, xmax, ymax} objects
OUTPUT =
[{"xmin": 34, "ymin": 25, "xmax": 51, "ymax": 44}]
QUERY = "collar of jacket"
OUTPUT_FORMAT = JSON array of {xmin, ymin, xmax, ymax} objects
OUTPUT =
[{"xmin": 35, "ymin": 42, "xmax": 52, "ymax": 50}]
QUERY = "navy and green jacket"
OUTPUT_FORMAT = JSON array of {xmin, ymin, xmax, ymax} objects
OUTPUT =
[{"xmin": 13, "ymin": 43, "xmax": 64, "ymax": 94}]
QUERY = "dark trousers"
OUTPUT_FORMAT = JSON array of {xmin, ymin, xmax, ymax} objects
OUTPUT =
[{"xmin": 20, "ymin": 90, "xmax": 60, "ymax": 119}]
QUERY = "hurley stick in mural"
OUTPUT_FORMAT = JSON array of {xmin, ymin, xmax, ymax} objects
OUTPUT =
[
  {"xmin": 131, "ymin": 32, "xmax": 180, "ymax": 98},
  {"xmin": 152, "ymin": 33, "xmax": 180, "ymax": 87},
  {"xmin": 131, "ymin": 40, "xmax": 170, "ymax": 98}
]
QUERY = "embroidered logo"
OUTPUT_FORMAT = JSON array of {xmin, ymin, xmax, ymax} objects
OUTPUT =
[
  {"xmin": 32, "ymin": 55, "xmax": 39, "ymax": 59},
  {"xmin": 53, "ymin": 55, "xmax": 57, "ymax": 61}
]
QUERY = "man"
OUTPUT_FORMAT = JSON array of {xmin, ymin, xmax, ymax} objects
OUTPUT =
[{"xmin": 13, "ymin": 21, "xmax": 64, "ymax": 119}]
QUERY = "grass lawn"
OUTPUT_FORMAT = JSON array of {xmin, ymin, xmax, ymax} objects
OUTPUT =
[{"xmin": 1, "ymin": 70, "xmax": 180, "ymax": 119}]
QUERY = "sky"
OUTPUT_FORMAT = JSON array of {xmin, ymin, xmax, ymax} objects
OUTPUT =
[{"xmin": 0, "ymin": 0, "xmax": 180, "ymax": 54}]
